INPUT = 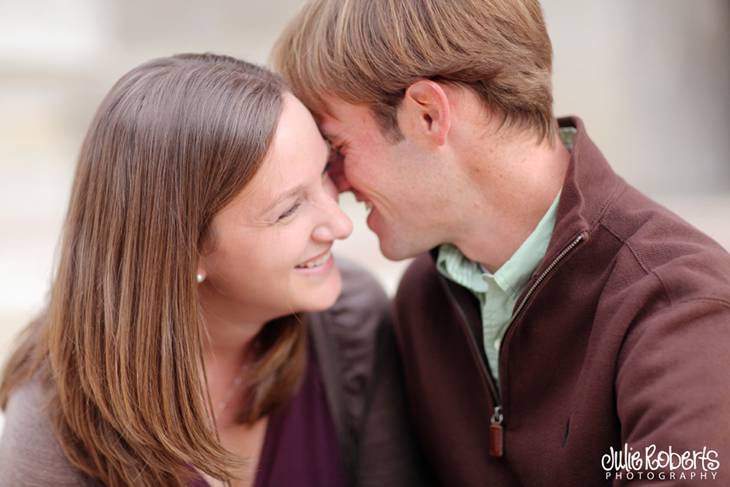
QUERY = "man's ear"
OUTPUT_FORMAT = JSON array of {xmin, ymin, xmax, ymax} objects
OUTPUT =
[{"xmin": 399, "ymin": 80, "xmax": 451, "ymax": 146}]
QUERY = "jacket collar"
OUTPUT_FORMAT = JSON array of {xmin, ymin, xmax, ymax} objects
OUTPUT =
[{"xmin": 544, "ymin": 116, "xmax": 623, "ymax": 261}]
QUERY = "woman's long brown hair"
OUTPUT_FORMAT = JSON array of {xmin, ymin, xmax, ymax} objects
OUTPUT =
[{"xmin": 0, "ymin": 53, "xmax": 306, "ymax": 486}]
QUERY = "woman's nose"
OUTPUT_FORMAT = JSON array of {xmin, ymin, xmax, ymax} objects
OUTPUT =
[{"xmin": 312, "ymin": 198, "xmax": 353, "ymax": 242}]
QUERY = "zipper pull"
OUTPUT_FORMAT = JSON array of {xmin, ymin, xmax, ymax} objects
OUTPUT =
[{"xmin": 489, "ymin": 405, "xmax": 504, "ymax": 458}]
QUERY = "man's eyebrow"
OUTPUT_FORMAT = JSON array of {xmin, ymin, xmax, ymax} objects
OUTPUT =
[
  {"xmin": 319, "ymin": 129, "xmax": 334, "ymax": 144},
  {"xmin": 318, "ymin": 125, "xmax": 341, "ymax": 146}
]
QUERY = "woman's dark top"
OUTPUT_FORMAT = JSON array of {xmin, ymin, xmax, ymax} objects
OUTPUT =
[
  {"xmin": 190, "ymin": 337, "xmax": 346, "ymax": 487},
  {"xmin": 253, "ymin": 338, "xmax": 346, "ymax": 487}
]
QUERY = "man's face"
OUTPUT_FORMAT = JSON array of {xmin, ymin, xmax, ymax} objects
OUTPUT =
[{"xmin": 319, "ymin": 98, "xmax": 452, "ymax": 260}]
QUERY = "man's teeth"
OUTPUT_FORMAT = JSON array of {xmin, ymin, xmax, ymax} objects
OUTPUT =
[
  {"xmin": 297, "ymin": 251, "xmax": 330, "ymax": 269},
  {"xmin": 364, "ymin": 201, "xmax": 373, "ymax": 211}
]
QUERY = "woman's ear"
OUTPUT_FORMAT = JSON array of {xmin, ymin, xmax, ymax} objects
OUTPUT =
[{"xmin": 399, "ymin": 80, "xmax": 451, "ymax": 146}]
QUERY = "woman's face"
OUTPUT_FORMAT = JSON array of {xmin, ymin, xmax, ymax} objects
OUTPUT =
[{"xmin": 198, "ymin": 94, "xmax": 353, "ymax": 325}]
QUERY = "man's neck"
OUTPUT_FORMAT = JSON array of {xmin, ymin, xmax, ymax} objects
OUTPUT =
[{"xmin": 450, "ymin": 131, "xmax": 571, "ymax": 273}]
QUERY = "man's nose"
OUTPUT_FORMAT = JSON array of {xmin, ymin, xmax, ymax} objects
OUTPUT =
[{"xmin": 329, "ymin": 157, "xmax": 352, "ymax": 193}]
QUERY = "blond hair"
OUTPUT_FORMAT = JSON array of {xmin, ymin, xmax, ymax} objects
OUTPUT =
[
  {"xmin": 0, "ymin": 54, "xmax": 305, "ymax": 486},
  {"xmin": 273, "ymin": 0, "xmax": 556, "ymax": 142}
]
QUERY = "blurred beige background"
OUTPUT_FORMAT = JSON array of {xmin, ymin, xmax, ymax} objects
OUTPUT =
[{"xmin": 1, "ymin": 1, "xmax": 729, "ymax": 430}]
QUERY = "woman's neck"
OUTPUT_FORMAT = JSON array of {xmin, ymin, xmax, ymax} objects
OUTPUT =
[
  {"xmin": 197, "ymin": 286, "xmax": 269, "ymax": 428},
  {"xmin": 198, "ymin": 282, "xmax": 269, "ymax": 359}
]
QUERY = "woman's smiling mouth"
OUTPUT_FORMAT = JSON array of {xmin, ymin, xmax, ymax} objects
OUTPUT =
[{"xmin": 295, "ymin": 249, "xmax": 333, "ymax": 270}]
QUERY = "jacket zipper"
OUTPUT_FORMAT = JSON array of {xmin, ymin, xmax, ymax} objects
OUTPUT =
[
  {"xmin": 442, "ymin": 232, "xmax": 587, "ymax": 459},
  {"xmin": 509, "ymin": 232, "xmax": 587, "ymax": 321},
  {"xmin": 442, "ymin": 278, "xmax": 504, "ymax": 456}
]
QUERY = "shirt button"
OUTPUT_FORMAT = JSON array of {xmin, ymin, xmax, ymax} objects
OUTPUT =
[{"xmin": 494, "ymin": 337, "xmax": 502, "ymax": 349}]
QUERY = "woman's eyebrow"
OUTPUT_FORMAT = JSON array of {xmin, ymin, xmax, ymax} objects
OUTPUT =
[{"xmin": 262, "ymin": 186, "xmax": 306, "ymax": 214}]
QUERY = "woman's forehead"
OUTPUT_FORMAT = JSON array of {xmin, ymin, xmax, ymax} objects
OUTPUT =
[{"xmin": 223, "ymin": 96, "xmax": 330, "ymax": 215}]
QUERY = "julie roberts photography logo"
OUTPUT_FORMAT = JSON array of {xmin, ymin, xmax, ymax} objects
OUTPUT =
[{"xmin": 602, "ymin": 444, "xmax": 720, "ymax": 481}]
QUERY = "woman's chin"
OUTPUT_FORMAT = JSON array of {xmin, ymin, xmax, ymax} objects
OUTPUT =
[{"xmin": 292, "ymin": 266, "xmax": 343, "ymax": 312}]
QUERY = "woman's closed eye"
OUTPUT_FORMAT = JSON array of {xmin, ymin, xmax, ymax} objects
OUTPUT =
[
  {"xmin": 275, "ymin": 160, "xmax": 336, "ymax": 223},
  {"xmin": 277, "ymin": 201, "xmax": 302, "ymax": 222}
]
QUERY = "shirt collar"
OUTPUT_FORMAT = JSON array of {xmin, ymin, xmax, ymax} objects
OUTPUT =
[{"xmin": 437, "ymin": 192, "xmax": 561, "ymax": 296}]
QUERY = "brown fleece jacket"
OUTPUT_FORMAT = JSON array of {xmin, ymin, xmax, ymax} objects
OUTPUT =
[{"xmin": 394, "ymin": 117, "xmax": 730, "ymax": 486}]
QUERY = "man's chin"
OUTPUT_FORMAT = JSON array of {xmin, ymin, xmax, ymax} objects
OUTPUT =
[
  {"xmin": 371, "ymin": 217, "xmax": 431, "ymax": 261},
  {"xmin": 377, "ymin": 234, "xmax": 422, "ymax": 262}
]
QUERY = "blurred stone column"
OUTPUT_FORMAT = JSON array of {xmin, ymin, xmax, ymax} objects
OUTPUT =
[{"xmin": 547, "ymin": 0, "xmax": 730, "ymax": 194}]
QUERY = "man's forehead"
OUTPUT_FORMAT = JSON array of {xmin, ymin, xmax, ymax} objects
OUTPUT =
[
  {"xmin": 317, "ymin": 94, "xmax": 342, "ymax": 116},
  {"xmin": 315, "ymin": 109, "xmax": 343, "ymax": 142},
  {"xmin": 314, "ymin": 98, "xmax": 341, "ymax": 125},
  {"xmin": 315, "ymin": 97, "xmax": 371, "ymax": 136}
]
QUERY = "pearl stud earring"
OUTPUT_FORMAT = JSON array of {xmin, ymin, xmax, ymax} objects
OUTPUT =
[{"xmin": 196, "ymin": 273, "xmax": 205, "ymax": 284}]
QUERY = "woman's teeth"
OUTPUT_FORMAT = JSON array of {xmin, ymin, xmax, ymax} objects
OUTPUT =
[
  {"xmin": 364, "ymin": 201, "xmax": 373, "ymax": 211},
  {"xmin": 296, "ymin": 251, "xmax": 331, "ymax": 269}
]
